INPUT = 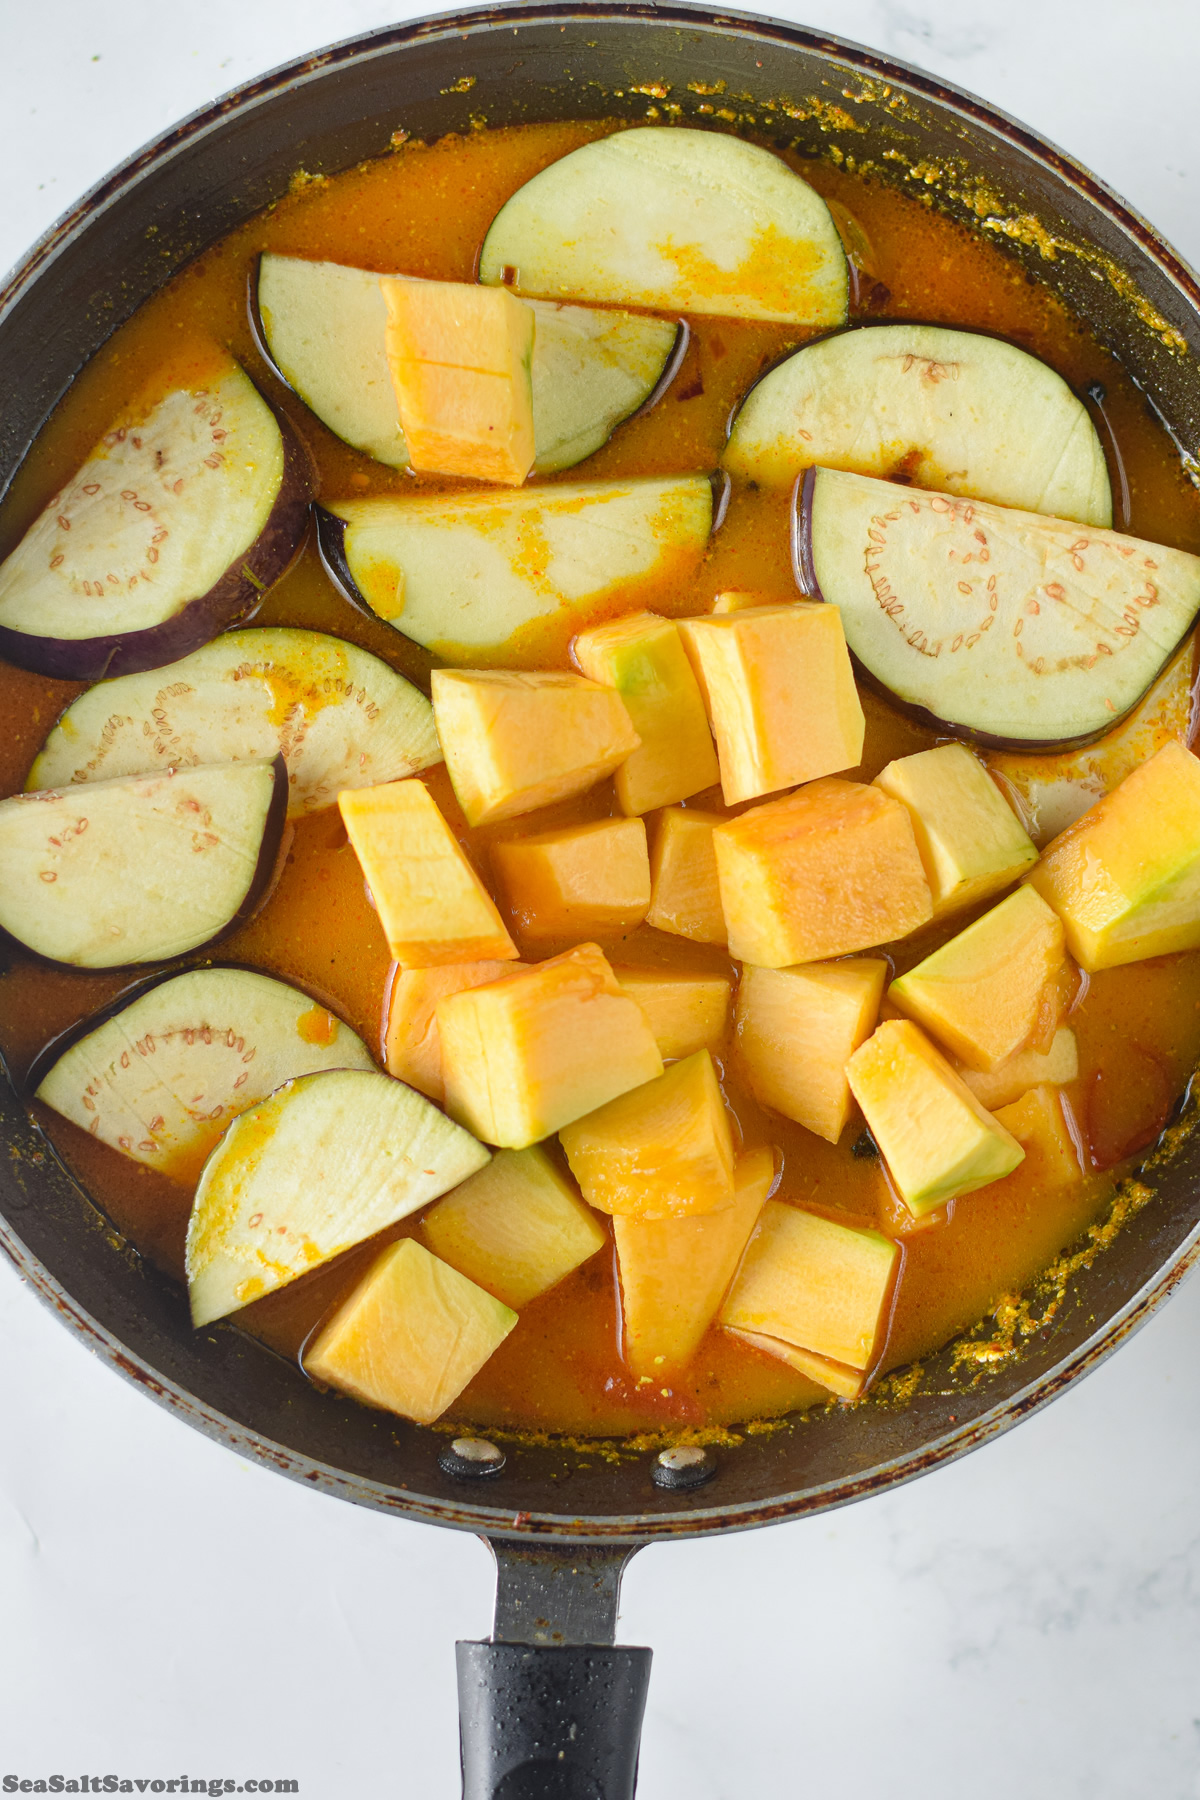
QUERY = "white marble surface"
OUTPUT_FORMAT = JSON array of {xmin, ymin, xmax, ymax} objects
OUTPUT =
[{"xmin": 2, "ymin": 3, "xmax": 1200, "ymax": 1795}]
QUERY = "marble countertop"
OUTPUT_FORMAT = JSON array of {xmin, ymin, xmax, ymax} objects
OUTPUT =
[{"xmin": 2, "ymin": 3, "xmax": 1199, "ymax": 1795}]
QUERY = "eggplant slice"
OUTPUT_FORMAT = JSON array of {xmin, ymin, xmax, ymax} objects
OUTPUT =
[
  {"xmin": 319, "ymin": 475, "xmax": 713, "ymax": 661},
  {"xmin": 799, "ymin": 467, "xmax": 1200, "ymax": 747},
  {"xmin": 0, "ymin": 758, "xmax": 287, "ymax": 967},
  {"xmin": 29, "ymin": 626, "xmax": 441, "ymax": 815},
  {"xmin": 479, "ymin": 127, "xmax": 848, "ymax": 326},
  {"xmin": 185, "ymin": 1067, "xmax": 490, "ymax": 1325},
  {"xmin": 255, "ymin": 254, "xmax": 680, "ymax": 474},
  {"xmin": 35, "ymin": 966, "xmax": 374, "ymax": 1182},
  {"xmin": 725, "ymin": 323, "xmax": 1113, "ymax": 528},
  {"xmin": 0, "ymin": 359, "xmax": 311, "ymax": 681}
]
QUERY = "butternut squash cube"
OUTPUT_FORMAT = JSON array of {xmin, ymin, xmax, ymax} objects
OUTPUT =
[
  {"xmin": 889, "ymin": 886, "xmax": 1069, "ymax": 1072},
  {"xmin": 719, "ymin": 1200, "xmax": 898, "ymax": 1370},
  {"xmin": 437, "ymin": 942, "xmax": 662, "ymax": 1148},
  {"xmin": 679, "ymin": 603, "xmax": 865, "ymax": 805},
  {"xmin": 492, "ymin": 816, "xmax": 651, "ymax": 942},
  {"xmin": 338, "ymin": 779, "xmax": 517, "ymax": 967},
  {"xmin": 873, "ymin": 742, "xmax": 1037, "ymax": 919},
  {"xmin": 711, "ymin": 589, "xmax": 788, "ymax": 614},
  {"xmin": 845, "ymin": 1019, "xmax": 1025, "ymax": 1216},
  {"xmin": 722, "ymin": 1328, "xmax": 866, "ymax": 1400},
  {"xmin": 646, "ymin": 806, "xmax": 727, "ymax": 944},
  {"xmin": 559, "ymin": 1048, "xmax": 735, "ymax": 1220},
  {"xmin": 431, "ymin": 669, "xmax": 640, "ymax": 827},
  {"xmin": 959, "ymin": 1026, "xmax": 1079, "ymax": 1113},
  {"xmin": 422, "ymin": 1145, "xmax": 607, "ymax": 1308},
  {"xmin": 614, "ymin": 1146, "xmax": 775, "ymax": 1375},
  {"xmin": 384, "ymin": 960, "xmax": 525, "ymax": 1102},
  {"xmin": 613, "ymin": 967, "xmax": 732, "ymax": 1060},
  {"xmin": 735, "ymin": 958, "xmax": 887, "ymax": 1143},
  {"xmin": 1028, "ymin": 740, "xmax": 1200, "ymax": 970},
  {"xmin": 991, "ymin": 1084, "xmax": 1082, "ymax": 1193},
  {"xmin": 574, "ymin": 612, "xmax": 719, "ymax": 814},
  {"xmin": 304, "ymin": 1238, "xmax": 517, "ymax": 1425},
  {"xmin": 714, "ymin": 778, "xmax": 932, "ymax": 967},
  {"xmin": 381, "ymin": 278, "xmax": 535, "ymax": 485}
]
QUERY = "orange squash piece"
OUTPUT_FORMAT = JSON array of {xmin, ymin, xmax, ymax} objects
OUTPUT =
[
  {"xmin": 614, "ymin": 1146, "xmax": 775, "ymax": 1375},
  {"xmin": 381, "ymin": 278, "xmax": 535, "ymax": 485},
  {"xmin": 559, "ymin": 1049, "xmax": 735, "ymax": 1220},
  {"xmin": 305, "ymin": 1238, "xmax": 516, "ymax": 1425},
  {"xmin": 723, "ymin": 1328, "xmax": 866, "ymax": 1401},
  {"xmin": 987, "ymin": 1085, "xmax": 1083, "ymax": 1194},
  {"xmin": 713, "ymin": 778, "xmax": 932, "ymax": 967},
  {"xmin": 492, "ymin": 816, "xmax": 651, "ymax": 942},
  {"xmin": 422, "ymin": 1145, "xmax": 607, "ymax": 1308},
  {"xmin": 646, "ymin": 806, "xmax": 727, "ymax": 944},
  {"xmin": 338, "ymin": 779, "xmax": 517, "ymax": 968},
  {"xmin": 573, "ymin": 611, "xmax": 719, "ymax": 814},
  {"xmin": 735, "ymin": 957, "xmax": 887, "ymax": 1142},
  {"xmin": 612, "ymin": 967, "xmax": 732, "ymax": 1060},
  {"xmin": 437, "ymin": 942, "xmax": 663, "ymax": 1149},
  {"xmin": 431, "ymin": 669, "xmax": 640, "ymax": 827},
  {"xmin": 678, "ymin": 602, "xmax": 864, "ymax": 805},
  {"xmin": 720, "ymin": 1200, "xmax": 898, "ymax": 1371},
  {"xmin": 959, "ymin": 1026, "xmax": 1079, "ymax": 1113},
  {"xmin": 384, "ymin": 959, "xmax": 525, "ymax": 1102},
  {"xmin": 889, "ymin": 885, "xmax": 1070, "ymax": 1072}
]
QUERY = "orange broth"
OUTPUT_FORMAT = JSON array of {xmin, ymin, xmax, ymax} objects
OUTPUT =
[{"xmin": 3, "ymin": 120, "xmax": 1200, "ymax": 1437}]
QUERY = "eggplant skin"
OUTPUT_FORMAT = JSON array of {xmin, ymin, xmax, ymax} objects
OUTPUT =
[
  {"xmin": 0, "ymin": 754, "xmax": 290, "ymax": 974},
  {"xmin": 0, "ymin": 412, "xmax": 314, "ymax": 683},
  {"xmin": 791, "ymin": 466, "xmax": 1176, "ymax": 755},
  {"xmin": 314, "ymin": 507, "xmax": 366, "ymax": 616}
]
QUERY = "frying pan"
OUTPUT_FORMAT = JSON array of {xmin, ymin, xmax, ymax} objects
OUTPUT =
[{"xmin": 3, "ymin": 5, "xmax": 1200, "ymax": 1793}]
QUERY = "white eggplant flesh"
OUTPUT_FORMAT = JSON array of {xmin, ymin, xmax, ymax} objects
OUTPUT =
[
  {"xmin": 29, "ymin": 626, "xmax": 440, "ymax": 816},
  {"xmin": 725, "ymin": 323, "xmax": 1112, "ymax": 527},
  {"xmin": 479, "ymin": 128, "xmax": 848, "ymax": 326},
  {"xmin": 0, "ymin": 361, "xmax": 311, "ymax": 680},
  {"xmin": 800, "ymin": 467, "xmax": 1200, "ymax": 747},
  {"xmin": 35, "ymin": 966, "xmax": 374, "ymax": 1181},
  {"xmin": 255, "ymin": 255, "xmax": 679, "ymax": 473},
  {"xmin": 319, "ymin": 475, "xmax": 713, "ymax": 660},
  {"xmin": 185, "ymin": 1066, "xmax": 490, "ymax": 1325},
  {"xmin": 0, "ymin": 759, "xmax": 286, "ymax": 968}
]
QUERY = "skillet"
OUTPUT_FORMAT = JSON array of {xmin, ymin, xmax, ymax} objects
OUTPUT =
[{"xmin": 3, "ymin": 5, "xmax": 1200, "ymax": 1793}]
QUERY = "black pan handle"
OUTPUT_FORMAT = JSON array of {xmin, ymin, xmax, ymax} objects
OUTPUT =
[{"xmin": 457, "ymin": 1537, "xmax": 650, "ymax": 1799}]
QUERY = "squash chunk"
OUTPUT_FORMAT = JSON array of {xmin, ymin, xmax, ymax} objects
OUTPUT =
[
  {"xmin": 559, "ymin": 1049, "xmax": 735, "ymax": 1220},
  {"xmin": 846, "ymin": 1019, "xmax": 1024, "ymax": 1216},
  {"xmin": 613, "ymin": 967, "xmax": 732, "ymax": 1060},
  {"xmin": 384, "ymin": 960, "xmax": 524, "ymax": 1102},
  {"xmin": 338, "ymin": 779, "xmax": 516, "ymax": 967},
  {"xmin": 1028, "ymin": 740, "xmax": 1200, "ymax": 970},
  {"xmin": 960, "ymin": 1026, "xmax": 1079, "ymax": 1113},
  {"xmin": 431, "ymin": 669, "xmax": 640, "ymax": 827},
  {"xmin": 889, "ymin": 886, "xmax": 1069, "ymax": 1072},
  {"xmin": 873, "ymin": 743, "xmax": 1037, "ymax": 919},
  {"xmin": 720, "ymin": 1200, "xmax": 898, "ymax": 1370},
  {"xmin": 614, "ymin": 1146, "xmax": 775, "ymax": 1375},
  {"xmin": 381, "ymin": 278, "xmax": 535, "ymax": 485},
  {"xmin": 991, "ymin": 1085, "xmax": 1082, "ymax": 1193},
  {"xmin": 735, "ymin": 958, "xmax": 887, "ymax": 1143},
  {"xmin": 305, "ymin": 1238, "xmax": 516, "ymax": 1425},
  {"xmin": 714, "ymin": 778, "xmax": 932, "ymax": 967},
  {"xmin": 646, "ymin": 806, "xmax": 727, "ymax": 944},
  {"xmin": 722, "ymin": 1328, "xmax": 866, "ymax": 1400},
  {"xmin": 678, "ymin": 603, "xmax": 864, "ymax": 805},
  {"xmin": 437, "ymin": 942, "xmax": 662, "ymax": 1148},
  {"xmin": 492, "ymin": 816, "xmax": 650, "ymax": 942},
  {"xmin": 422, "ymin": 1145, "xmax": 606, "ymax": 1308},
  {"xmin": 574, "ymin": 612, "xmax": 719, "ymax": 814}
]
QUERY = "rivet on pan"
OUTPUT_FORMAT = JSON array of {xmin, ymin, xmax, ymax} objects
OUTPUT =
[
  {"xmin": 439, "ymin": 1436, "xmax": 506, "ymax": 1479},
  {"xmin": 652, "ymin": 1445, "xmax": 717, "ymax": 1491}
]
